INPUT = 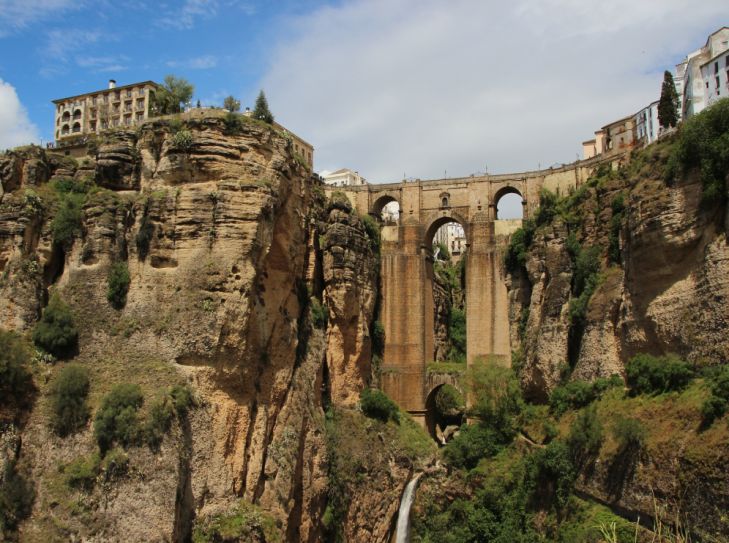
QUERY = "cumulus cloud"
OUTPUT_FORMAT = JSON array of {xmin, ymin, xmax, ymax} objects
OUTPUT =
[
  {"xmin": 0, "ymin": 79, "xmax": 39, "ymax": 149},
  {"xmin": 262, "ymin": 0, "xmax": 727, "ymax": 181}
]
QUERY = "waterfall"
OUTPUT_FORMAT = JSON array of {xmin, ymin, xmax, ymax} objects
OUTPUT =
[{"xmin": 395, "ymin": 473, "xmax": 422, "ymax": 543}]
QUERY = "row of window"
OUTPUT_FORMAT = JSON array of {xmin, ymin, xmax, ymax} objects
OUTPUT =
[
  {"xmin": 57, "ymin": 112, "xmax": 145, "ymax": 137},
  {"xmin": 55, "ymin": 88, "xmax": 147, "ymax": 113}
]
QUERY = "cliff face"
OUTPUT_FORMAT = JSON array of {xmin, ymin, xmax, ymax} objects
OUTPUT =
[{"xmin": 0, "ymin": 114, "xmax": 397, "ymax": 542}]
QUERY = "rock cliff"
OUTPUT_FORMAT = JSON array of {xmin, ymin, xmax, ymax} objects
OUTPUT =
[{"xmin": 0, "ymin": 113, "xmax": 406, "ymax": 542}]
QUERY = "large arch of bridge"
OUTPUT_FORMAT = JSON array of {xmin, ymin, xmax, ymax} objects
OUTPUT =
[
  {"xmin": 493, "ymin": 185, "xmax": 526, "ymax": 220},
  {"xmin": 423, "ymin": 212, "xmax": 470, "ymax": 249},
  {"xmin": 370, "ymin": 193, "xmax": 400, "ymax": 217}
]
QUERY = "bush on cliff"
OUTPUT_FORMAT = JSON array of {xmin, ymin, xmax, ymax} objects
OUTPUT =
[
  {"xmin": 359, "ymin": 387, "xmax": 399, "ymax": 423},
  {"xmin": 0, "ymin": 460, "xmax": 35, "ymax": 533},
  {"xmin": 0, "ymin": 330, "xmax": 33, "ymax": 408},
  {"xmin": 107, "ymin": 262, "xmax": 130, "ymax": 309},
  {"xmin": 549, "ymin": 375, "xmax": 622, "ymax": 416},
  {"xmin": 701, "ymin": 365, "xmax": 729, "ymax": 426},
  {"xmin": 667, "ymin": 96, "xmax": 729, "ymax": 204},
  {"xmin": 625, "ymin": 353, "xmax": 694, "ymax": 395},
  {"xmin": 51, "ymin": 194, "xmax": 84, "ymax": 248},
  {"xmin": 32, "ymin": 293, "xmax": 78, "ymax": 358},
  {"xmin": 94, "ymin": 383, "xmax": 144, "ymax": 453},
  {"xmin": 51, "ymin": 364, "xmax": 90, "ymax": 437}
]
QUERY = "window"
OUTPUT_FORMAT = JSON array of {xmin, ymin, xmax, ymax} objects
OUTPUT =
[
  {"xmin": 92, "ymin": 96, "xmax": 98, "ymax": 105},
  {"xmin": 715, "ymin": 62, "xmax": 719, "ymax": 74},
  {"xmin": 717, "ymin": 76, "xmax": 721, "ymax": 95},
  {"xmin": 138, "ymin": 88, "xmax": 145, "ymax": 97},
  {"xmin": 441, "ymin": 196, "xmax": 449, "ymax": 208},
  {"xmin": 126, "ymin": 89, "xmax": 132, "ymax": 98},
  {"xmin": 114, "ymin": 91, "xmax": 120, "ymax": 101}
]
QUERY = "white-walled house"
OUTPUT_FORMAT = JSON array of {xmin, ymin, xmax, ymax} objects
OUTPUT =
[
  {"xmin": 677, "ymin": 27, "xmax": 729, "ymax": 118},
  {"xmin": 320, "ymin": 168, "xmax": 367, "ymax": 187},
  {"xmin": 634, "ymin": 101, "xmax": 660, "ymax": 144},
  {"xmin": 700, "ymin": 49, "xmax": 729, "ymax": 108}
]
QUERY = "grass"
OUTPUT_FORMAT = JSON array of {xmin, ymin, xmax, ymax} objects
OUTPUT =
[{"xmin": 427, "ymin": 361, "xmax": 467, "ymax": 375}]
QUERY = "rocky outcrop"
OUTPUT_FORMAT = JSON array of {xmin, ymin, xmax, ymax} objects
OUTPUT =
[
  {"xmin": 0, "ymin": 114, "xmax": 393, "ymax": 542},
  {"xmin": 321, "ymin": 202, "xmax": 378, "ymax": 407}
]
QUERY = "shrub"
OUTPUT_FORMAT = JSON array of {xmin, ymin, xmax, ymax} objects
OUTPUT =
[
  {"xmin": 51, "ymin": 364, "xmax": 90, "ymax": 436},
  {"xmin": 51, "ymin": 194, "xmax": 84, "ymax": 248},
  {"xmin": 504, "ymin": 219, "xmax": 536, "ymax": 272},
  {"xmin": 434, "ymin": 384, "xmax": 465, "ymax": 418},
  {"xmin": 550, "ymin": 375, "xmax": 622, "ymax": 416},
  {"xmin": 94, "ymin": 383, "xmax": 144, "ymax": 453},
  {"xmin": 448, "ymin": 308, "xmax": 466, "ymax": 361},
  {"xmin": 63, "ymin": 453, "xmax": 100, "ymax": 490},
  {"xmin": 567, "ymin": 405, "xmax": 603, "ymax": 467},
  {"xmin": 534, "ymin": 189, "xmax": 558, "ymax": 226},
  {"xmin": 612, "ymin": 417, "xmax": 646, "ymax": 454},
  {"xmin": 135, "ymin": 204, "xmax": 154, "ymax": 260},
  {"xmin": 666, "ymin": 97, "xmax": 729, "ymax": 203},
  {"xmin": 170, "ymin": 384, "xmax": 194, "ymax": 417},
  {"xmin": 100, "ymin": 447, "xmax": 129, "ymax": 480},
  {"xmin": 0, "ymin": 460, "xmax": 35, "ymax": 532},
  {"xmin": 32, "ymin": 294, "xmax": 78, "ymax": 358},
  {"xmin": 360, "ymin": 387, "xmax": 399, "ymax": 423},
  {"xmin": 223, "ymin": 111, "xmax": 244, "ymax": 134},
  {"xmin": 144, "ymin": 395, "xmax": 174, "ymax": 449},
  {"xmin": 442, "ymin": 423, "xmax": 504, "ymax": 470},
  {"xmin": 0, "ymin": 330, "xmax": 33, "ymax": 407},
  {"xmin": 608, "ymin": 193, "xmax": 626, "ymax": 264},
  {"xmin": 470, "ymin": 363, "xmax": 523, "ymax": 443},
  {"xmin": 701, "ymin": 366, "xmax": 729, "ymax": 426},
  {"xmin": 360, "ymin": 213, "xmax": 381, "ymax": 252},
  {"xmin": 371, "ymin": 320, "xmax": 385, "ymax": 356},
  {"xmin": 192, "ymin": 500, "xmax": 282, "ymax": 543},
  {"xmin": 310, "ymin": 298, "xmax": 328, "ymax": 329},
  {"xmin": 171, "ymin": 129, "xmax": 194, "ymax": 150},
  {"xmin": 107, "ymin": 262, "xmax": 131, "ymax": 309},
  {"xmin": 625, "ymin": 353, "xmax": 694, "ymax": 395},
  {"xmin": 524, "ymin": 440, "xmax": 576, "ymax": 511}
]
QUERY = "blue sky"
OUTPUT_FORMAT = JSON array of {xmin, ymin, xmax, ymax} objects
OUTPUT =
[{"xmin": 0, "ymin": 1, "xmax": 726, "ymax": 182}]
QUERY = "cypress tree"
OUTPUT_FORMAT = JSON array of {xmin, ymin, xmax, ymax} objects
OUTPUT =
[
  {"xmin": 658, "ymin": 70, "xmax": 679, "ymax": 129},
  {"xmin": 253, "ymin": 90, "xmax": 274, "ymax": 124}
]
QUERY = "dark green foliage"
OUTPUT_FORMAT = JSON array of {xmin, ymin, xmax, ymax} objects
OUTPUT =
[
  {"xmin": 170, "ymin": 384, "xmax": 194, "ymax": 417},
  {"xmin": 371, "ymin": 320, "xmax": 385, "ymax": 356},
  {"xmin": 135, "ymin": 201, "xmax": 154, "ymax": 260},
  {"xmin": 567, "ymin": 405, "xmax": 603, "ymax": 468},
  {"xmin": 625, "ymin": 353, "xmax": 694, "ymax": 395},
  {"xmin": 448, "ymin": 308, "xmax": 466, "ymax": 362},
  {"xmin": 524, "ymin": 440, "xmax": 576, "ymax": 511},
  {"xmin": 51, "ymin": 194, "xmax": 84, "ymax": 247},
  {"xmin": 223, "ymin": 95, "xmax": 240, "ymax": 112},
  {"xmin": 658, "ymin": 70, "xmax": 679, "ymax": 129},
  {"xmin": 0, "ymin": 330, "xmax": 33, "ymax": 408},
  {"xmin": 360, "ymin": 213, "xmax": 381, "ymax": 252},
  {"xmin": 571, "ymin": 245, "xmax": 601, "ymax": 298},
  {"xmin": 144, "ymin": 395, "xmax": 174, "ymax": 449},
  {"xmin": 442, "ymin": 423, "xmax": 505, "ymax": 470},
  {"xmin": 504, "ymin": 219, "xmax": 536, "ymax": 272},
  {"xmin": 107, "ymin": 262, "xmax": 130, "ymax": 309},
  {"xmin": 701, "ymin": 366, "xmax": 729, "ymax": 426},
  {"xmin": 608, "ymin": 193, "xmax": 626, "ymax": 264},
  {"xmin": 534, "ymin": 189, "xmax": 558, "ymax": 226},
  {"xmin": 252, "ymin": 90, "xmax": 274, "ymax": 124},
  {"xmin": 51, "ymin": 364, "xmax": 90, "ymax": 436},
  {"xmin": 192, "ymin": 500, "xmax": 281, "ymax": 543},
  {"xmin": 310, "ymin": 298, "xmax": 328, "ymax": 329},
  {"xmin": 32, "ymin": 294, "xmax": 78, "ymax": 358},
  {"xmin": 434, "ymin": 241, "xmax": 451, "ymax": 261},
  {"xmin": 667, "ymin": 97, "xmax": 729, "ymax": 203},
  {"xmin": 517, "ymin": 307, "xmax": 529, "ymax": 342},
  {"xmin": 94, "ymin": 383, "xmax": 144, "ymax": 453},
  {"xmin": 152, "ymin": 75, "xmax": 194, "ymax": 115},
  {"xmin": 63, "ymin": 453, "xmax": 100, "ymax": 490},
  {"xmin": 0, "ymin": 460, "xmax": 35, "ymax": 533},
  {"xmin": 223, "ymin": 111, "xmax": 244, "ymax": 134},
  {"xmin": 434, "ymin": 384, "xmax": 465, "ymax": 417},
  {"xmin": 50, "ymin": 176, "xmax": 92, "ymax": 195},
  {"xmin": 611, "ymin": 417, "xmax": 646, "ymax": 454},
  {"xmin": 549, "ymin": 376, "xmax": 622, "ymax": 416},
  {"xmin": 360, "ymin": 387, "xmax": 399, "ymax": 423}
]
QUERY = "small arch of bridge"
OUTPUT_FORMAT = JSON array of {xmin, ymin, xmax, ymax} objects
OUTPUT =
[
  {"xmin": 492, "ymin": 184, "xmax": 527, "ymax": 219},
  {"xmin": 370, "ymin": 192, "xmax": 401, "ymax": 217},
  {"xmin": 424, "ymin": 381, "xmax": 465, "ymax": 443},
  {"xmin": 423, "ymin": 211, "xmax": 470, "ymax": 250}
]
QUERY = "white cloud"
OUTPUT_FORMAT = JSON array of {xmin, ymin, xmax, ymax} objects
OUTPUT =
[
  {"xmin": 0, "ymin": 0, "xmax": 79, "ymax": 37},
  {"xmin": 0, "ymin": 79, "xmax": 39, "ymax": 149},
  {"xmin": 166, "ymin": 55, "xmax": 218, "ymax": 69},
  {"xmin": 158, "ymin": 0, "xmax": 219, "ymax": 30},
  {"xmin": 262, "ymin": 0, "xmax": 728, "ymax": 182}
]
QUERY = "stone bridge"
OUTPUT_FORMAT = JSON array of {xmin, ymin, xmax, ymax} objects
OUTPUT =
[{"xmin": 328, "ymin": 154, "xmax": 622, "ymax": 424}]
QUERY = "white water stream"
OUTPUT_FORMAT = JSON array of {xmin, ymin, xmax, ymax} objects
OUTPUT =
[{"xmin": 395, "ymin": 473, "xmax": 422, "ymax": 543}]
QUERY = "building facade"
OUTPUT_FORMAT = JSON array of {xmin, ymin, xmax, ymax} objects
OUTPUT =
[
  {"xmin": 53, "ymin": 80, "xmax": 159, "ymax": 142},
  {"xmin": 634, "ymin": 100, "xmax": 660, "ymax": 145},
  {"xmin": 320, "ymin": 168, "xmax": 367, "ymax": 187},
  {"xmin": 676, "ymin": 27, "xmax": 729, "ymax": 118},
  {"xmin": 433, "ymin": 222, "xmax": 466, "ymax": 259}
]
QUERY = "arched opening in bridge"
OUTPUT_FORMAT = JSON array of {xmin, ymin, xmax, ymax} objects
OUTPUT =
[
  {"xmin": 371, "ymin": 195, "xmax": 400, "ymax": 225},
  {"xmin": 494, "ymin": 187, "xmax": 524, "ymax": 220},
  {"xmin": 427, "ymin": 218, "xmax": 467, "ymax": 366},
  {"xmin": 425, "ymin": 384, "xmax": 465, "ymax": 443}
]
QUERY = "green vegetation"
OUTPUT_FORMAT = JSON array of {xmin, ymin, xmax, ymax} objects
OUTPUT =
[
  {"xmin": 360, "ymin": 387, "xmax": 399, "ymax": 423},
  {"xmin": 567, "ymin": 404, "xmax": 603, "ymax": 469},
  {"xmin": 192, "ymin": 500, "xmax": 282, "ymax": 543},
  {"xmin": 135, "ymin": 200, "xmax": 154, "ymax": 260},
  {"xmin": 0, "ymin": 329, "xmax": 33, "ymax": 409},
  {"xmin": 549, "ymin": 375, "xmax": 622, "ymax": 416},
  {"xmin": 625, "ymin": 353, "xmax": 694, "ymax": 395},
  {"xmin": 107, "ymin": 262, "xmax": 130, "ymax": 309},
  {"xmin": 448, "ymin": 308, "xmax": 466, "ymax": 363},
  {"xmin": 667, "ymin": 97, "xmax": 729, "ymax": 203},
  {"xmin": 171, "ymin": 129, "xmax": 194, "ymax": 151},
  {"xmin": 701, "ymin": 366, "xmax": 729, "ymax": 426},
  {"xmin": 0, "ymin": 460, "xmax": 35, "ymax": 533},
  {"xmin": 50, "ymin": 364, "xmax": 90, "ymax": 437},
  {"xmin": 143, "ymin": 384, "xmax": 194, "ymax": 449},
  {"xmin": 94, "ymin": 383, "xmax": 144, "ymax": 453},
  {"xmin": 310, "ymin": 297, "xmax": 328, "ymax": 329},
  {"xmin": 658, "ymin": 70, "xmax": 680, "ymax": 129},
  {"xmin": 223, "ymin": 111, "xmax": 245, "ymax": 134},
  {"xmin": 151, "ymin": 75, "xmax": 194, "ymax": 115},
  {"xmin": 608, "ymin": 193, "xmax": 625, "ymax": 264},
  {"xmin": 223, "ymin": 95, "xmax": 241, "ymax": 112},
  {"xmin": 252, "ymin": 90, "xmax": 274, "ymax": 124},
  {"xmin": 360, "ymin": 212, "xmax": 381, "ymax": 252},
  {"xmin": 62, "ymin": 453, "xmax": 100, "ymax": 490},
  {"xmin": 434, "ymin": 384, "xmax": 465, "ymax": 418},
  {"xmin": 32, "ymin": 293, "xmax": 78, "ymax": 358},
  {"xmin": 52, "ymin": 193, "xmax": 84, "ymax": 248},
  {"xmin": 504, "ymin": 218, "xmax": 536, "ymax": 272},
  {"xmin": 371, "ymin": 320, "xmax": 385, "ymax": 357},
  {"xmin": 611, "ymin": 416, "xmax": 647, "ymax": 455}
]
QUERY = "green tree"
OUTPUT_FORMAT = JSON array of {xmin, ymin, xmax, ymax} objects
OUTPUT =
[
  {"xmin": 94, "ymin": 383, "xmax": 144, "ymax": 453},
  {"xmin": 32, "ymin": 294, "xmax": 78, "ymax": 358},
  {"xmin": 0, "ymin": 330, "xmax": 33, "ymax": 407},
  {"xmin": 252, "ymin": 90, "xmax": 274, "ymax": 124},
  {"xmin": 51, "ymin": 364, "xmax": 90, "ymax": 436},
  {"xmin": 223, "ymin": 95, "xmax": 240, "ymax": 112},
  {"xmin": 107, "ymin": 262, "xmax": 130, "ymax": 309},
  {"xmin": 658, "ymin": 70, "xmax": 679, "ymax": 129},
  {"xmin": 152, "ymin": 75, "xmax": 195, "ymax": 115}
]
